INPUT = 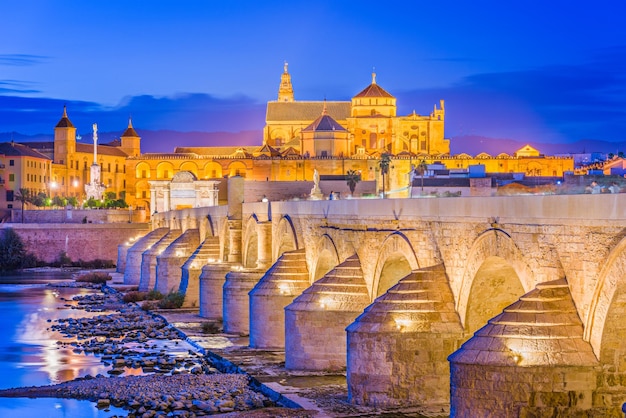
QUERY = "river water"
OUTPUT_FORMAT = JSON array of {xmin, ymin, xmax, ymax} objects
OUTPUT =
[{"xmin": 0, "ymin": 270, "xmax": 127, "ymax": 417}]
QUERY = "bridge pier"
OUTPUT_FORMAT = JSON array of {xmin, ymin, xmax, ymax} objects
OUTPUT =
[
  {"xmin": 139, "ymin": 229, "xmax": 182, "ymax": 292},
  {"xmin": 449, "ymin": 279, "xmax": 611, "ymax": 416},
  {"xmin": 223, "ymin": 269, "xmax": 265, "ymax": 335},
  {"xmin": 123, "ymin": 228, "xmax": 169, "ymax": 285},
  {"xmin": 180, "ymin": 236, "xmax": 221, "ymax": 308},
  {"xmin": 155, "ymin": 229, "xmax": 200, "ymax": 295},
  {"xmin": 249, "ymin": 249, "xmax": 310, "ymax": 349},
  {"xmin": 198, "ymin": 263, "xmax": 233, "ymax": 319},
  {"xmin": 347, "ymin": 265, "xmax": 463, "ymax": 407},
  {"xmin": 117, "ymin": 243, "xmax": 128, "ymax": 273},
  {"xmin": 285, "ymin": 254, "xmax": 370, "ymax": 370}
]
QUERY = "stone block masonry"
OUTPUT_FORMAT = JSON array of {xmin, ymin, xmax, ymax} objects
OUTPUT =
[{"xmin": 2, "ymin": 223, "xmax": 149, "ymax": 264}]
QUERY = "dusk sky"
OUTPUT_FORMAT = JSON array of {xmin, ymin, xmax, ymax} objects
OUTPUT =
[{"xmin": 1, "ymin": 1, "xmax": 625, "ymax": 153}]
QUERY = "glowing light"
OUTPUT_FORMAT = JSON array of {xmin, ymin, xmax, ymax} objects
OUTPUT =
[
  {"xmin": 394, "ymin": 318, "xmax": 412, "ymax": 332},
  {"xmin": 175, "ymin": 250, "xmax": 184, "ymax": 257},
  {"xmin": 319, "ymin": 298, "xmax": 330, "ymax": 309},
  {"xmin": 278, "ymin": 283, "xmax": 289, "ymax": 295}
]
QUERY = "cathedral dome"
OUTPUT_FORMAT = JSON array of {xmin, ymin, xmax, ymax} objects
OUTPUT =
[{"xmin": 353, "ymin": 72, "xmax": 394, "ymax": 98}]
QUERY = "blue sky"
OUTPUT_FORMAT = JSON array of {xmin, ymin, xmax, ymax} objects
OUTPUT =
[{"xmin": 1, "ymin": 1, "xmax": 625, "ymax": 152}]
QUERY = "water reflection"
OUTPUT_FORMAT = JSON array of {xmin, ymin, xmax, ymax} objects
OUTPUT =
[{"xmin": 0, "ymin": 271, "xmax": 128, "ymax": 417}]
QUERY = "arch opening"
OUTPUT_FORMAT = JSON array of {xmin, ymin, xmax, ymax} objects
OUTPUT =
[
  {"xmin": 375, "ymin": 254, "xmax": 412, "ymax": 298},
  {"xmin": 314, "ymin": 248, "xmax": 336, "ymax": 282},
  {"xmin": 464, "ymin": 255, "xmax": 524, "ymax": 335}
]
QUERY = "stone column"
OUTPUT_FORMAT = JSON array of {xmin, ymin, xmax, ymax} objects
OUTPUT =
[
  {"xmin": 154, "ymin": 229, "xmax": 200, "ymax": 295},
  {"xmin": 198, "ymin": 263, "xmax": 232, "ymax": 319},
  {"xmin": 227, "ymin": 220, "xmax": 242, "ymax": 263},
  {"xmin": 222, "ymin": 269, "xmax": 264, "ymax": 335},
  {"xmin": 150, "ymin": 189, "xmax": 157, "ymax": 215},
  {"xmin": 139, "ymin": 229, "xmax": 181, "ymax": 292},
  {"xmin": 256, "ymin": 221, "xmax": 273, "ymax": 269},
  {"xmin": 117, "ymin": 244, "xmax": 128, "ymax": 273},
  {"xmin": 124, "ymin": 228, "xmax": 169, "ymax": 285},
  {"xmin": 163, "ymin": 189, "xmax": 170, "ymax": 212}
]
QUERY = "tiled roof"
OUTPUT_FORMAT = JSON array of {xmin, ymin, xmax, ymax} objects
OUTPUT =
[
  {"xmin": 55, "ymin": 106, "xmax": 75, "ymax": 128},
  {"xmin": 353, "ymin": 83, "xmax": 394, "ymax": 98},
  {"xmin": 122, "ymin": 118, "xmax": 140, "ymax": 137},
  {"xmin": 302, "ymin": 114, "xmax": 347, "ymax": 132},
  {"xmin": 174, "ymin": 146, "xmax": 246, "ymax": 156},
  {"xmin": 0, "ymin": 142, "xmax": 51, "ymax": 159},
  {"xmin": 76, "ymin": 143, "xmax": 129, "ymax": 157},
  {"xmin": 266, "ymin": 101, "xmax": 350, "ymax": 121}
]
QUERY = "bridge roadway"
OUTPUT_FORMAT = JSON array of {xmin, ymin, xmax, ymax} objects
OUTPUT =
[{"xmin": 120, "ymin": 192, "xmax": 626, "ymax": 416}]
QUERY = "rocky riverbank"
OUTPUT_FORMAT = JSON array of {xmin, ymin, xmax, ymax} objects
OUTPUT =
[{"xmin": 0, "ymin": 281, "xmax": 311, "ymax": 417}]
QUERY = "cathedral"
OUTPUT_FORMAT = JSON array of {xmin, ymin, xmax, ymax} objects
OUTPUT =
[
  {"xmin": 1, "ymin": 64, "xmax": 575, "ymax": 212},
  {"xmin": 264, "ymin": 63, "xmax": 449, "ymax": 157}
]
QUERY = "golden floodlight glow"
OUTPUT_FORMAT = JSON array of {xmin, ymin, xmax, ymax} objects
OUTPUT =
[
  {"xmin": 394, "ymin": 318, "xmax": 412, "ymax": 332},
  {"xmin": 278, "ymin": 283, "xmax": 289, "ymax": 295}
]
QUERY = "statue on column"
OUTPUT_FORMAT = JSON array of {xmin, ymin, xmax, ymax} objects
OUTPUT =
[{"xmin": 310, "ymin": 168, "xmax": 323, "ymax": 199}]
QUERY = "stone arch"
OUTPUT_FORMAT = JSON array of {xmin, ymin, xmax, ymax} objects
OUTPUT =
[
  {"xmin": 586, "ymin": 235, "xmax": 626, "ymax": 360},
  {"xmin": 273, "ymin": 215, "xmax": 299, "ymax": 260},
  {"xmin": 135, "ymin": 162, "xmax": 151, "ymax": 179},
  {"xmin": 219, "ymin": 218, "xmax": 230, "ymax": 263},
  {"xmin": 199, "ymin": 214, "xmax": 214, "ymax": 242},
  {"xmin": 156, "ymin": 161, "xmax": 174, "ymax": 179},
  {"xmin": 456, "ymin": 229, "xmax": 534, "ymax": 332},
  {"xmin": 311, "ymin": 234, "xmax": 340, "ymax": 283},
  {"xmin": 242, "ymin": 215, "xmax": 259, "ymax": 269},
  {"xmin": 370, "ymin": 232, "xmax": 420, "ymax": 300},
  {"xmin": 227, "ymin": 161, "xmax": 248, "ymax": 178},
  {"xmin": 203, "ymin": 161, "xmax": 223, "ymax": 179},
  {"xmin": 179, "ymin": 161, "xmax": 199, "ymax": 177}
]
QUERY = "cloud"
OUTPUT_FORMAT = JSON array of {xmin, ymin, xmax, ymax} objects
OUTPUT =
[
  {"xmin": 0, "ymin": 80, "xmax": 40, "ymax": 94},
  {"xmin": 396, "ymin": 46, "xmax": 626, "ymax": 145},
  {"xmin": 0, "ymin": 93, "xmax": 266, "ymax": 151},
  {"xmin": 0, "ymin": 54, "xmax": 48, "ymax": 66}
]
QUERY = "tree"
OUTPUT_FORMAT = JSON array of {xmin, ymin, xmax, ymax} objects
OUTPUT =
[
  {"xmin": 378, "ymin": 153, "xmax": 391, "ymax": 198},
  {"xmin": 15, "ymin": 188, "xmax": 31, "ymax": 223},
  {"xmin": 32, "ymin": 192, "xmax": 47, "ymax": 208},
  {"xmin": 67, "ymin": 196, "xmax": 78, "ymax": 208},
  {"xmin": 0, "ymin": 228, "xmax": 28, "ymax": 271},
  {"xmin": 416, "ymin": 159, "xmax": 428, "ymax": 194},
  {"xmin": 346, "ymin": 170, "xmax": 361, "ymax": 196},
  {"xmin": 52, "ymin": 195, "xmax": 66, "ymax": 208}
]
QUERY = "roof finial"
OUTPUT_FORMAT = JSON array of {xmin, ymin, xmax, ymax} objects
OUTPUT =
[
  {"xmin": 63, "ymin": 104, "xmax": 68, "ymax": 117},
  {"xmin": 284, "ymin": 61, "xmax": 289, "ymax": 73},
  {"xmin": 372, "ymin": 67, "xmax": 376, "ymax": 84},
  {"xmin": 322, "ymin": 97, "xmax": 327, "ymax": 115},
  {"xmin": 128, "ymin": 115, "xmax": 133, "ymax": 128}
]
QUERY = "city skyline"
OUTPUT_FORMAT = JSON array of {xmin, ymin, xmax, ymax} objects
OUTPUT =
[{"xmin": 1, "ymin": 1, "xmax": 625, "ymax": 153}]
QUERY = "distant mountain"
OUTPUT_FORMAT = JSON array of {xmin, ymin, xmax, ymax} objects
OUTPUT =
[
  {"xmin": 3, "ymin": 130, "xmax": 624, "ymax": 156},
  {"xmin": 0, "ymin": 130, "xmax": 264, "ymax": 154}
]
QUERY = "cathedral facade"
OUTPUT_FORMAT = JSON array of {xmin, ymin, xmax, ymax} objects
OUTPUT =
[
  {"xmin": 264, "ymin": 63, "xmax": 450, "ymax": 157},
  {"xmin": 4, "ymin": 65, "xmax": 574, "ymax": 212}
]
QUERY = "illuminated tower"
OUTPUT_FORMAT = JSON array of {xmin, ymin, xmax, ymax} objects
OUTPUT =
[
  {"xmin": 53, "ymin": 105, "xmax": 76, "ymax": 164},
  {"xmin": 120, "ymin": 117, "xmax": 141, "ymax": 157},
  {"xmin": 277, "ymin": 61, "xmax": 294, "ymax": 102}
]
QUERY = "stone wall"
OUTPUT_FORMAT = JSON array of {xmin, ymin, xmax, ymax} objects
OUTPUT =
[
  {"xmin": 10, "ymin": 208, "xmax": 147, "ymax": 224},
  {"xmin": 1, "ymin": 223, "xmax": 150, "ymax": 264},
  {"xmin": 242, "ymin": 180, "xmax": 376, "ymax": 203}
]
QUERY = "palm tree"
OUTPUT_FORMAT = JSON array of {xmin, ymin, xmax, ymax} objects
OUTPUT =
[
  {"xmin": 379, "ymin": 153, "xmax": 391, "ymax": 198},
  {"xmin": 14, "ymin": 188, "xmax": 31, "ymax": 223},
  {"xmin": 346, "ymin": 170, "xmax": 361, "ymax": 196}
]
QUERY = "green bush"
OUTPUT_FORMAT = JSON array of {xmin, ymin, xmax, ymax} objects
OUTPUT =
[
  {"xmin": 0, "ymin": 228, "xmax": 37, "ymax": 271},
  {"xmin": 146, "ymin": 289, "xmax": 164, "ymax": 300},
  {"xmin": 157, "ymin": 290, "xmax": 185, "ymax": 309},
  {"xmin": 201, "ymin": 322, "xmax": 221, "ymax": 334},
  {"xmin": 75, "ymin": 272, "xmax": 112, "ymax": 285},
  {"xmin": 122, "ymin": 291, "xmax": 147, "ymax": 303}
]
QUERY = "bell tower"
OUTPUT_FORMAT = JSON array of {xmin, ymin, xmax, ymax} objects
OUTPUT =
[
  {"xmin": 120, "ymin": 117, "xmax": 141, "ymax": 157},
  {"xmin": 277, "ymin": 61, "xmax": 294, "ymax": 102},
  {"xmin": 53, "ymin": 105, "xmax": 76, "ymax": 164}
]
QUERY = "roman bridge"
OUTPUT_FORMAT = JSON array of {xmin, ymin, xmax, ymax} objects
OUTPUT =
[{"xmin": 119, "ymin": 190, "xmax": 626, "ymax": 416}]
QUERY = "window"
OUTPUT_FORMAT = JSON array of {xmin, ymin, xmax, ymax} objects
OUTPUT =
[
  {"xmin": 70, "ymin": 161, "xmax": 73, "ymax": 169},
  {"xmin": 9, "ymin": 160, "xmax": 14, "ymax": 166},
  {"xmin": 6, "ymin": 190, "xmax": 14, "ymax": 201},
  {"xmin": 107, "ymin": 163, "xmax": 111, "ymax": 172},
  {"xmin": 84, "ymin": 162, "xmax": 87, "ymax": 169},
  {"xmin": 9, "ymin": 174, "xmax": 14, "ymax": 182},
  {"xmin": 115, "ymin": 164, "xmax": 119, "ymax": 173},
  {"xmin": 141, "ymin": 170, "xmax": 147, "ymax": 178}
]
